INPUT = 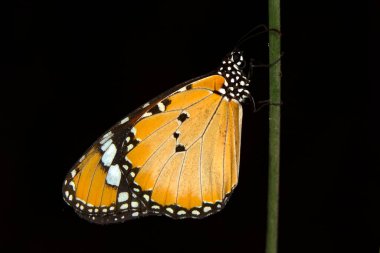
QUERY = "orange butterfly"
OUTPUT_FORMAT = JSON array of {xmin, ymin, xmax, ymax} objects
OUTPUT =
[{"xmin": 62, "ymin": 50, "xmax": 251, "ymax": 223}]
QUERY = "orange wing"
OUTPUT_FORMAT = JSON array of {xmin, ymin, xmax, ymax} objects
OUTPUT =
[
  {"xmin": 63, "ymin": 50, "xmax": 249, "ymax": 223},
  {"xmin": 126, "ymin": 75, "xmax": 243, "ymax": 219}
]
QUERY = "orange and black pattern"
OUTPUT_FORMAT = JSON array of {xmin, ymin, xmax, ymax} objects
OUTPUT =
[{"xmin": 62, "ymin": 51, "xmax": 251, "ymax": 224}]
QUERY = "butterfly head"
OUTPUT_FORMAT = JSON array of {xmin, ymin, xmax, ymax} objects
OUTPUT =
[{"xmin": 217, "ymin": 51, "xmax": 251, "ymax": 103}]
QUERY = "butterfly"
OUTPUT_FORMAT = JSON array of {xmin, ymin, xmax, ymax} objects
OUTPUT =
[{"xmin": 62, "ymin": 50, "xmax": 252, "ymax": 224}]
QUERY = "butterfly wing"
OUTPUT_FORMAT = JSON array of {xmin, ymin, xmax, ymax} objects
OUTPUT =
[
  {"xmin": 63, "ymin": 74, "xmax": 243, "ymax": 223},
  {"xmin": 128, "ymin": 75, "xmax": 243, "ymax": 218}
]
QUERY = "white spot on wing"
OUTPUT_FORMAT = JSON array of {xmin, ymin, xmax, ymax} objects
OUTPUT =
[
  {"xmin": 65, "ymin": 191, "xmax": 69, "ymax": 198},
  {"xmin": 120, "ymin": 116, "xmax": 129, "ymax": 124},
  {"xmin": 101, "ymin": 139, "xmax": 112, "ymax": 151},
  {"xmin": 118, "ymin": 192, "xmax": 129, "ymax": 202},
  {"xmin": 69, "ymin": 181, "xmax": 76, "ymax": 190},
  {"xmin": 100, "ymin": 131, "xmax": 113, "ymax": 144},
  {"xmin": 71, "ymin": 170, "xmax": 76, "ymax": 178},
  {"xmin": 142, "ymin": 102, "xmax": 150, "ymax": 108},
  {"xmin": 177, "ymin": 210, "xmax": 186, "ymax": 215},
  {"xmin": 131, "ymin": 201, "xmax": 139, "ymax": 208},
  {"xmin": 102, "ymin": 144, "xmax": 117, "ymax": 166},
  {"xmin": 166, "ymin": 207, "xmax": 174, "ymax": 213},
  {"xmin": 158, "ymin": 102, "xmax": 165, "ymax": 112},
  {"xmin": 127, "ymin": 144, "xmax": 134, "ymax": 151},
  {"xmin": 192, "ymin": 210, "xmax": 200, "ymax": 215},
  {"xmin": 106, "ymin": 164, "xmax": 121, "ymax": 186},
  {"xmin": 132, "ymin": 212, "xmax": 139, "ymax": 217},
  {"xmin": 142, "ymin": 112, "xmax": 152, "ymax": 117},
  {"xmin": 203, "ymin": 206, "xmax": 212, "ymax": 212},
  {"xmin": 120, "ymin": 203, "xmax": 129, "ymax": 209}
]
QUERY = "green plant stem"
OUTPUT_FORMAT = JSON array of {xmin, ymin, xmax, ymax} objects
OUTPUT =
[{"xmin": 266, "ymin": 0, "xmax": 281, "ymax": 252}]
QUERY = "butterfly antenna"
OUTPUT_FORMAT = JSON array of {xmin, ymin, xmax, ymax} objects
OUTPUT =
[
  {"xmin": 234, "ymin": 24, "xmax": 269, "ymax": 48},
  {"xmin": 233, "ymin": 25, "xmax": 282, "ymax": 51}
]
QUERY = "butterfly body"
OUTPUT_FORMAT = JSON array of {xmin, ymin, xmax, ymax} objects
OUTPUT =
[{"xmin": 63, "ymin": 51, "xmax": 251, "ymax": 223}]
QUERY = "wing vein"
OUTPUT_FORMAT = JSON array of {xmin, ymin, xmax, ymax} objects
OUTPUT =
[
  {"xmin": 133, "ymin": 95, "xmax": 222, "ymax": 172},
  {"xmin": 199, "ymin": 98, "xmax": 224, "ymax": 138},
  {"xmin": 132, "ymin": 93, "xmax": 214, "ymax": 148},
  {"xmin": 222, "ymin": 103, "xmax": 229, "ymax": 198},
  {"xmin": 230, "ymin": 105, "xmax": 238, "ymax": 174},
  {"xmin": 199, "ymin": 136, "xmax": 204, "ymax": 203},
  {"xmin": 175, "ymin": 151, "xmax": 187, "ymax": 205},
  {"xmin": 139, "ymin": 124, "xmax": 181, "ymax": 169},
  {"xmin": 229, "ymin": 104, "xmax": 239, "ymax": 190},
  {"xmin": 165, "ymin": 92, "xmax": 213, "ymax": 112},
  {"xmin": 173, "ymin": 97, "xmax": 224, "ymax": 151},
  {"xmin": 85, "ymin": 164, "xmax": 99, "ymax": 204},
  {"xmin": 134, "ymin": 92, "xmax": 213, "ymax": 125},
  {"xmin": 151, "ymin": 152, "xmax": 177, "ymax": 194}
]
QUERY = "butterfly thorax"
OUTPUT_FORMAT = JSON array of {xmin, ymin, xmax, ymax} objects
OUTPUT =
[{"xmin": 217, "ymin": 51, "xmax": 251, "ymax": 103}]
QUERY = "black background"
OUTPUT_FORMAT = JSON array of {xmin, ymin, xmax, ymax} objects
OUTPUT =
[{"xmin": 2, "ymin": 0, "xmax": 375, "ymax": 252}]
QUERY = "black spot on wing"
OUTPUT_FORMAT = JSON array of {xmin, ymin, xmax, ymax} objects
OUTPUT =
[
  {"xmin": 149, "ymin": 105, "xmax": 161, "ymax": 115},
  {"xmin": 175, "ymin": 144, "xmax": 186, "ymax": 152},
  {"xmin": 162, "ymin": 98, "xmax": 171, "ymax": 106},
  {"xmin": 177, "ymin": 113, "xmax": 189, "ymax": 122}
]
